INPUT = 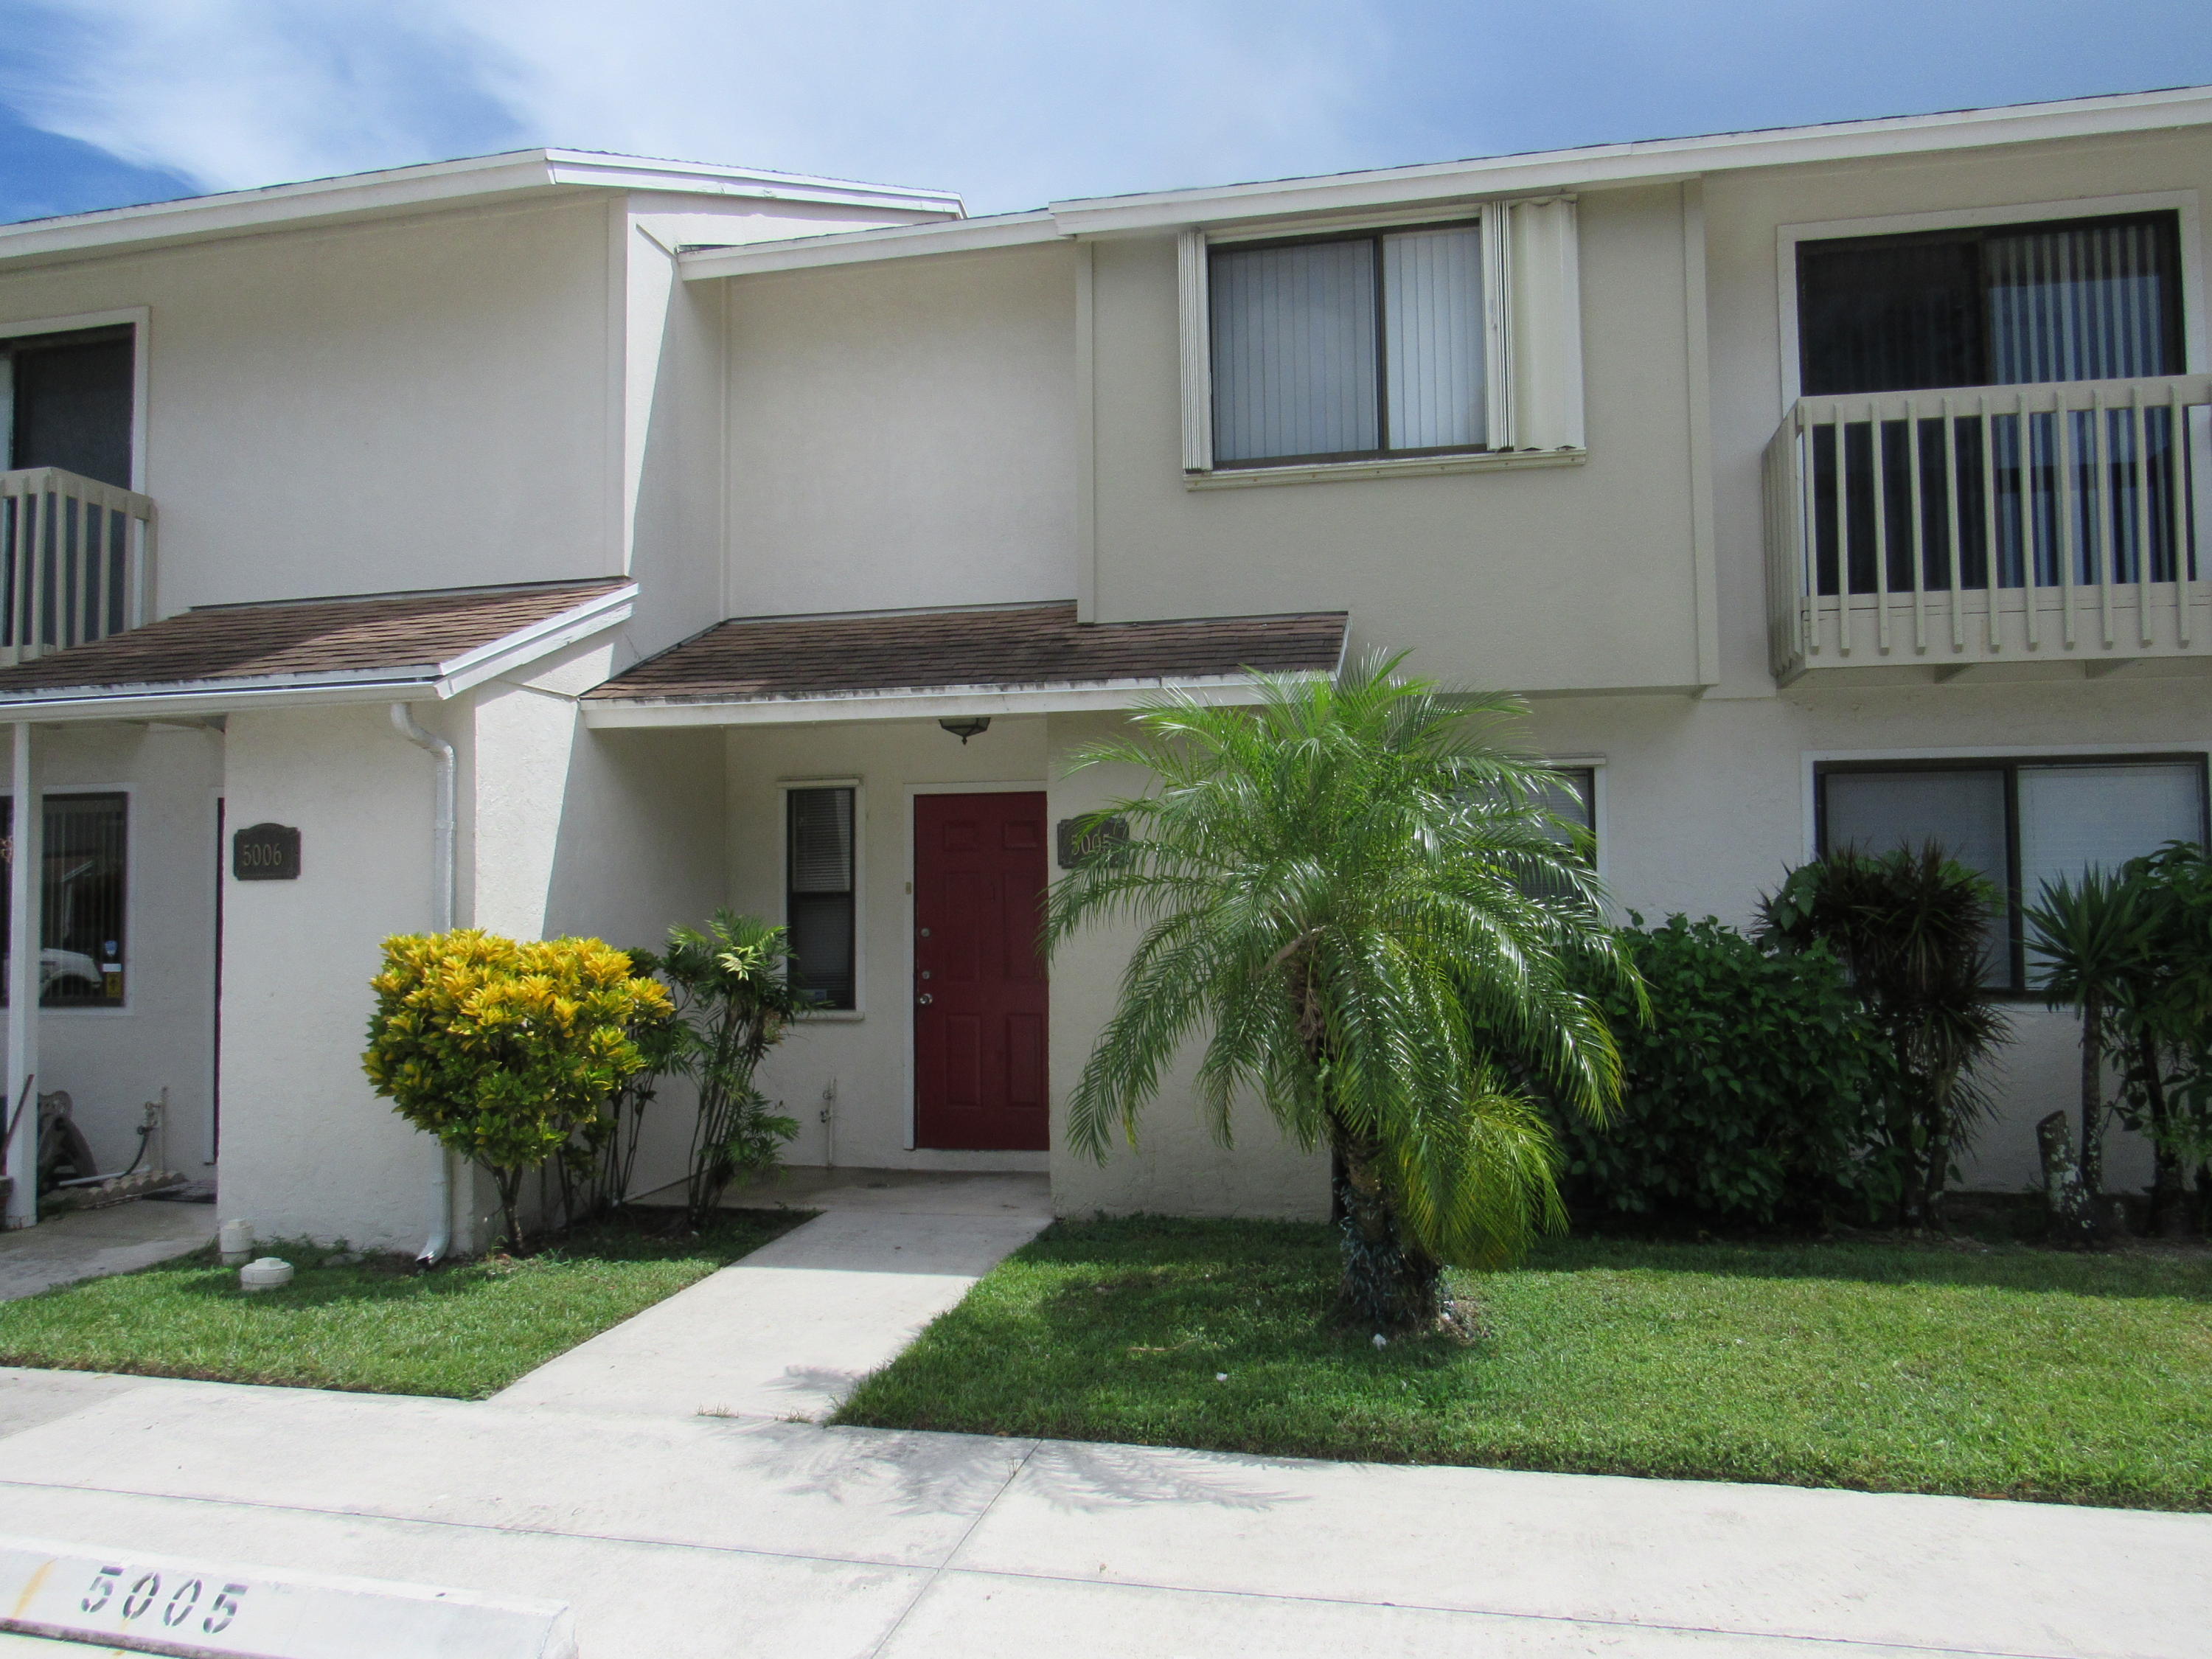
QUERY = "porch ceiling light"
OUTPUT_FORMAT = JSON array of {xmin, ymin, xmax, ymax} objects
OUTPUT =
[{"xmin": 939, "ymin": 716, "xmax": 991, "ymax": 744}]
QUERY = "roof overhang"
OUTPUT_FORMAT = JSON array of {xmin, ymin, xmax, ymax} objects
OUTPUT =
[
  {"xmin": 677, "ymin": 83, "xmax": 2212, "ymax": 279},
  {"xmin": 581, "ymin": 670, "xmax": 1321, "ymax": 728},
  {"xmin": 0, "ymin": 150, "xmax": 964, "ymax": 273},
  {"xmin": 0, "ymin": 580, "xmax": 635, "ymax": 724}
]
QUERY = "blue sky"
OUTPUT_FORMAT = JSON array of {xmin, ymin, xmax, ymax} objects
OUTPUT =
[{"xmin": 1, "ymin": 1, "xmax": 2209, "ymax": 224}]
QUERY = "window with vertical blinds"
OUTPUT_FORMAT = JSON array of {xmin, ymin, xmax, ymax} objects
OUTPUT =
[
  {"xmin": 786, "ymin": 787, "xmax": 855, "ymax": 1010},
  {"xmin": 1817, "ymin": 756, "xmax": 2207, "ymax": 991},
  {"xmin": 1797, "ymin": 211, "xmax": 2184, "ymax": 397},
  {"xmin": 1211, "ymin": 222, "xmax": 1486, "ymax": 466}
]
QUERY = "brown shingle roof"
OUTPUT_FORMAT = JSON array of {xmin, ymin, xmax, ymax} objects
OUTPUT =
[
  {"xmin": 583, "ymin": 603, "xmax": 1349, "ymax": 704},
  {"xmin": 0, "ymin": 578, "xmax": 631, "ymax": 698}
]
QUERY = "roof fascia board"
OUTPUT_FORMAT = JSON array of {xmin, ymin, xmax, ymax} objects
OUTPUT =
[
  {"xmin": 542, "ymin": 151, "xmax": 961, "ymax": 214},
  {"xmin": 580, "ymin": 672, "xmax": 1326, "ymax": 728},
  {"xmin": 0, "ymin": 152, "xmax": 961, "ymax": 272},
  {"xmin": 678, "ymin": 211, "xmax": 1058, "ymax": 279},
  {"xmin": 1048, "ymin": 86, "xmax": 2212, "ymax": 236},
  {"xmin": 433, "ymin": 582, "xmax": 636, "ymax": 695},
  {"xmin": 0, "ymin": 680, "xmax": 436, "ymax": 724}
]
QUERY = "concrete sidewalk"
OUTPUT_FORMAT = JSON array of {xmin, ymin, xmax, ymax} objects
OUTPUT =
[
  {"xmin": 493, "ymin": 1169, "xmax": 1052, "ymax": 1419},
  {"xmin": 0, "ymin": 1200, "xmax": 216, "ymax": 1301},
  {"xmin": 1, "ymin": 1366, "xmax": 2206, "ymax": 1658}
]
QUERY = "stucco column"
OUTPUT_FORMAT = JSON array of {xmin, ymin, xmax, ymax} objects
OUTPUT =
[{"xmin": 4, "ymin": 721, "xmax": 41, "ymax": 1228}]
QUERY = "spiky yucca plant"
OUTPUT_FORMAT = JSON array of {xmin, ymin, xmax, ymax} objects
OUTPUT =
[
  {"xmin": 1762, "ymin": 846, "xmax": 2006, "ymax": 1226},
  {"xmin": 1046, "ymin": 655, "xmax": 1639, "ymax": 1332}
]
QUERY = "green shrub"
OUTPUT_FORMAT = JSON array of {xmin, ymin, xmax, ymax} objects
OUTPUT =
[
  {"xmin": 1556, "ymin": 915, "xmax": 1883, "ymax": 1230},
  {"xmin": 364, "ymin": 931, "xmax": 672, "ymax": 1251}
]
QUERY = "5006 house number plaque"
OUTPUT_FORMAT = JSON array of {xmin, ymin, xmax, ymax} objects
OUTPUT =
[{"xmin": 232, "ymin": 822, "xmax": 301, "ymax": 880}]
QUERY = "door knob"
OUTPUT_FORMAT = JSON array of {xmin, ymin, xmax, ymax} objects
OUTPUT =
[{"xmin": 917, "ymin": 992, "xmax": 933, "ymax": 1005}]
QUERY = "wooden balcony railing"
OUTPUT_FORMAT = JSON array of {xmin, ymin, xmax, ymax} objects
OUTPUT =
[
  {"xmin": 1763, "ymin": 374, "xmax": 2212, "ymax": 682},
  {"xmin": 0, "ymin": 467, "xmax": 156, "ymax": 667}
]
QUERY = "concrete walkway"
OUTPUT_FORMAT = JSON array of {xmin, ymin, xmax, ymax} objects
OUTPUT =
[
  {"xmin": 1, "ymin": 1366, "xmax": 2206, "ymax": 1658},
  {"xmin": 0, "ymin": 1200, "xmax": 216, "ymax": 1301},
  {"xmin": 493, "ymin": 1169, "xmax": 1052, "ymax": 1419}
]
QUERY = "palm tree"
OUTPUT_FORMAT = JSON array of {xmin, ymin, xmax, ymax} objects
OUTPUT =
[
  {"xmin": 2024, "ymin": 868, "xmax": 2154, "ymax": 1202},
  {"xmin": 1046, "ymin": 655, "xmax": 1638, "ymax": 1333},
  {"xmin": 1760, "ymin": 846, "xmax": 2006, "ymax": 1226}
]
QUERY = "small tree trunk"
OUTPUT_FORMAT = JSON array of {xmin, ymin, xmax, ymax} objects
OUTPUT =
[
  {"xmin": 492, "ymin": 1166, "xmax": 526, "ymax": 1255},
  {"xmin": 2078, "ymin": 987, "xmax": 2104, "ymax": 1197},
  {"xmin": 2037, "ymin": 1111, "xmax": 2096, "ymax": 1248},
  {"xmin": 2138, "ymin": 1031, "xmax": 2188, "ymax": 1237},
  {"xmin": 1329, "ymin": 1119, "xmax": 1441, "ymax": 1333}
]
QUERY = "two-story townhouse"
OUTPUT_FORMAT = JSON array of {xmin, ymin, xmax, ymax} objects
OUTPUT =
[{"xmin": 4, "ymin": 86, "xmax": 2209, "ymax": 1251}]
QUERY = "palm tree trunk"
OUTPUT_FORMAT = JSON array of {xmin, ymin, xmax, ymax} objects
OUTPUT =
[
  {"xmin": 2138, "ymin": 1030, "xmax": 2188, "ymax": 1237},
  {"xmin": 2079, "ymin": 986, "xmax": 2104, "ymax": 1197},
  {"xmin": 1328, "ymin": 1116, "xmax": 1442, "ymax": 1332}
]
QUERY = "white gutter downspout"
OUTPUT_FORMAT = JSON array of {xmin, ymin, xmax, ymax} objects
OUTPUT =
[
  {"xmin": 391, "ymin": 703, "xmax": 456, "ymax": 1267},
  {"xmin": 3, "ymin": 723, "xmax": 40, "ymax": 1229}
]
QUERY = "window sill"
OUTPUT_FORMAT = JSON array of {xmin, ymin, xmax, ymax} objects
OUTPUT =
[
  {"xmin": 799, "ymin": 1009, "xmax": 865, "ymax": 1023},
  {"xmin": 1185, "ymin": 447, "xmax": 1587, "ymax": 491}
]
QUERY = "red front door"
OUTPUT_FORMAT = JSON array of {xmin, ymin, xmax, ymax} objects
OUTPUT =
[{"xmin": 914, "ymin": 792, "xmax": 1049, "ymax": 1151}]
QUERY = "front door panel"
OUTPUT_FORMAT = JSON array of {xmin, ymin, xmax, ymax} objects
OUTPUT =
[{"xmin": 914, "ymin": 792, "xmax": 1049, "ymax": 1151}]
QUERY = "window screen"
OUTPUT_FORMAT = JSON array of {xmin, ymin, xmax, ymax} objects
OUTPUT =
[
  {"xmin": 0, "ymin": 791, "xmax": 128, "ymax": 1007},
  {"xmin": 1211, "ymin": 223, "xmax": 1485, "ymax": 466},
  {"xmin": 1818, "ymin": 757, "xmax": 2207, "ymax": 990},
  {"xmin": 786, "ymin": 787, "xmax": 855, "ymax": 1010},
  {"xmin": 1537, "ymin": 766, "xmax": 1597, "ymax": 858},
  {"xmin": 1797, "ymin": 212, "xmax": 2183, "ymax": 397},
  {"xmin": 4, "ymin": 326, "xmax": 133, "ymax": 487}
]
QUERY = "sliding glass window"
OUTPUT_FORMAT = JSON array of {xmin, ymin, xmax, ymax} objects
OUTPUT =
[
  {"xmin": 1210, "ymin": 222, "xmax": 1486, "ymax": 467},
  {"xmin": 1816, "ymin": 756, "xmax": 2206, "ymax": 991}
]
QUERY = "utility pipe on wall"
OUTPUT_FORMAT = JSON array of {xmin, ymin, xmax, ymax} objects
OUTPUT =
[{"xmin": 391, "ymin": 703, "xmax": 456, "ymax": 1266}]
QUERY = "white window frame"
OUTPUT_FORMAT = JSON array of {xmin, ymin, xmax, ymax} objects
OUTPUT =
[
  {"xmin": 1773, "ymin": 191, "xmax": 2206, "ymax": 409},
  {"xmin": 1801, "ymin": 741, "xmax": 2212, "ymax": 994},
  {"xmin": 1178, "ymin": 198, "xmax": 1585, "ymax": 490},
  {"xmin": 779, "ymin": 777, "xmax": 864, "ymax": 1023},
  {"xmin": 0, "ymin": 306, "xmax": 151, "ymax": 491},
  {"xmin": 0, "ymin": 779, "xmax": 137, "ymax": 1018},
  {"xmin": 1543, "ymin": 755, "xmax": 1608, "ymax": 885}
]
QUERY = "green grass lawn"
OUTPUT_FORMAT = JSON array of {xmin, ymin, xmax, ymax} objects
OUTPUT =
[
  {"xmin": 836, "ymin": 1217, "xmax": 2212, "ymax": 1512},
  {"xmin": 0, "ymin": 1209, "xmax": 810, "ymax": 1399}
]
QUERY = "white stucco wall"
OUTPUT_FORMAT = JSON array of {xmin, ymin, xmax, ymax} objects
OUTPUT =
[
  {"xmin": 724, "ymin": 716, "xmax": 1054, "ymax": 1172},
  {"xmin": 722, "ymin": 242, "xmax": 1080, "ymax": 618},
  {"xmin": 0, "ymin": 195, "xmax": 620, "ymax": 611},
  {"xmin": 0, "ymin": 720, "xmax": 222, "ymax": 1184},
  {"xmin": 217, "ymin": 703, "xmax": 449, "ymax": 1249},
  {"xmin": 1085, "ymin": 186, "xmax": 1708, "ymax": 695}
]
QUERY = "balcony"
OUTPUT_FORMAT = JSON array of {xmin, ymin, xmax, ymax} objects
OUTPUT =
[
  {"xmin": 1763, "ymin": 373, "xmax": 2212, "ymax": 684},
  {"xmin": 0, "ymin": 467, "xmax": 156, "ymax": 667}
]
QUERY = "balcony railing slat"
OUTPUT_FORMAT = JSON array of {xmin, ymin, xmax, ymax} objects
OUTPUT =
[
  {"xmin": 1764, "ymin": 372, "xmax": 2212, "ymax": 682},
  {"xmin": 0, "ymin": 467, "xmax": 156, "ymax": 666}
]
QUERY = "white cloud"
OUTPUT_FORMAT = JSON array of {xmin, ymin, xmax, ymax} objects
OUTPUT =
[{"xmin": 1, "ymin": 0, "xmax": 1393, "ymax": 211}]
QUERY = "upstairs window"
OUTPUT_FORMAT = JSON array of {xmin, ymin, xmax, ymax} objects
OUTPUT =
[
  {"xmin": 1, "ymin": 324, "xmax": 134, "ymax": 487},
  {"xmin": 1211, "ymin": 224, "xmax": 1486, "ymax": 466},
  {"xmin": 1182, "ymin": 198, "xmax": 1584, "ymax": 479},
  {"xmin": 786, "ymin": 786, "xmax": 856, "ymax": 1011},
  {"xmin": 1797, "ymin": 212, "xmax": 2184, "ymax": 397}
]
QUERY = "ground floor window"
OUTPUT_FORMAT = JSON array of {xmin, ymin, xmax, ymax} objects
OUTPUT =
[
  {"xmin": 1, "ymin": 791, "xmax": 128, "ymax": 1006},
  {"xmin": 1816, "ymin": 756, "xmax": 2207, "ymax": 990},
  {"xmin": 786, "ymin": 785, "xmax": 856, "ymax": 1010},
  {"xmin": 1540, "ymin": 765, "xmax": 1598, "ymax": 857}
]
